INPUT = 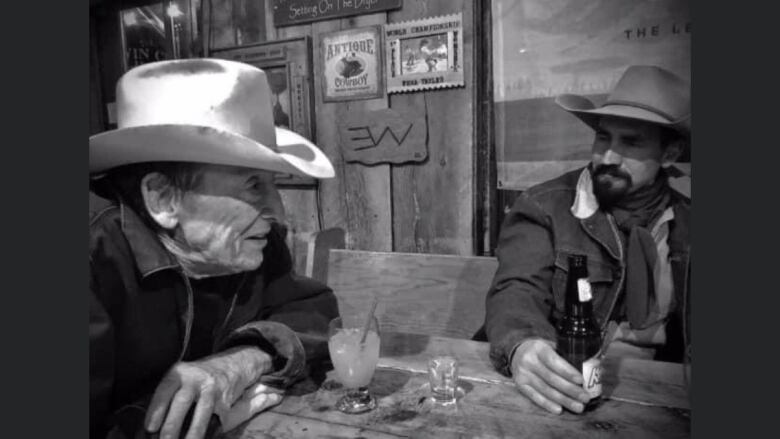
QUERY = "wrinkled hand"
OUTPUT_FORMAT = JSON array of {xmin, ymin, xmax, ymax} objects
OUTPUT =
[
  {"xmin": 511, "ymin": 338, "xmax": 591, "ymax": 414},
  {"xmin": 219, "ymin": 382, "xmax": 284, "ymax": 432},
  {"xmin": 144, "ymin": 346, "xmax": 272, "ymax": 439}
]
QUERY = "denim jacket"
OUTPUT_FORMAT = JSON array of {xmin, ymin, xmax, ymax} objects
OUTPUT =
[
  {"xmin": 481, "ymin": 168, "xmax": 690, "ymax": 376},
  {"xmin": 89, "ymin": 191, "xmax": 339, "ymax": 438}
]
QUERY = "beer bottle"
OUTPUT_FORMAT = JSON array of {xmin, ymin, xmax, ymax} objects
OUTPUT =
[{"xmin": 557, "ymin": 254, "xmax": 603, "ymax": 410}]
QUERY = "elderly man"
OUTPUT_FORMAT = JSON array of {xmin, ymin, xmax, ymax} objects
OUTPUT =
[
  {"xmin": 89, "ymin": 59, "xmax": 338, "ymax": 438},
  {"xmin": 479, "ymin": 65, "xmax": 691, "ymax": 415}
]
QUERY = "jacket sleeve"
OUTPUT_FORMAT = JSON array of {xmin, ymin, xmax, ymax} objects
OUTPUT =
[
  {"xmin": 484, "ymin": 193, "xmax": 559, "ymax": 376},
  {"xmin": 216, "ymin": 273, "xmax": 339, "ymax": 389}
]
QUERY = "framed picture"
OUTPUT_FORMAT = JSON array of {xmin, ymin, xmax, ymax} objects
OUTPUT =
[
  {"xmin": 384, "ymin": 13, "xmax": 464, "ymax": 94},
  {"xmin": 490, "ymin": 0, "xmax": 690, "ymax": 190},
  {"xmin": 210, "ymin": 36, "xmax": 317, "ymax": 186},
  {"xmin": 119, "ymin": 0, "xmax": 195, "ymax": 72},
  {"xmin": 320, "ymin": 25, "xmax": 384, "ymax": 102}
]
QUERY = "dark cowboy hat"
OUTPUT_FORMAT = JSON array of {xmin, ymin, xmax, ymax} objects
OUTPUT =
[{"xmin": 555, "ymin": 65, "xmax": 690, "ymax": 136}]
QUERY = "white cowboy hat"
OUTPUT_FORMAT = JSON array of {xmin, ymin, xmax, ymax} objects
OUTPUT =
[
  {"xmin": 89, "ymin": 58, "xmax": 335, "ymax": 178},
  {"xmin": 555, "ymin": 65, "xmax": 690, "ymax": 136}
]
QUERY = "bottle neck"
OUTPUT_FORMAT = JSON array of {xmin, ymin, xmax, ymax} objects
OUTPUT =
[{"xmin": 565, "ymin": 298, "xmax": 593, "ymax": 318}]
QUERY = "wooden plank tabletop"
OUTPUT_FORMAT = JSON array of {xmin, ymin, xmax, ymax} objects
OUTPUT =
[
  {"xmin": 226, "ymin": 333, "xmax": 690, "ymax": 439},
  {"xmin": 376, "ymin": 332, "xmax": 690, "ymax": 410}
]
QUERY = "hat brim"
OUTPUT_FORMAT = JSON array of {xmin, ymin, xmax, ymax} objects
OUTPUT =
[
  {"xmin": 89, "ymin": 124, "xmax": 335, "ymax": 178},
  {"xmin": 555, "ymin": 94, "xmax": 690, "ymax": 135}
]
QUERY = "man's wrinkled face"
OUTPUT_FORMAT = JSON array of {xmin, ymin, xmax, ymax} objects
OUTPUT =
[
  {"xmin": 174, "ymin": 164, "xmax": 284, "ymax": 273},
  {"xmin": 590, "ymin": 116, "xmax": 674, "ymax": 207}
]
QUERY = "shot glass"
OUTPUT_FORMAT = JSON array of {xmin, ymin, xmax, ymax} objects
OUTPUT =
[{"xmin": 428, "ymin": 356, "xmax": 459, "ymax": 405}]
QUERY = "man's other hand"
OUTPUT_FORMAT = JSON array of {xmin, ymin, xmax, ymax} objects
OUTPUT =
[
  {"xmin": 511, "ymin": 339, "xmax": 591, "ymax": 414},
  {"xmin": 144, "ymin": 346, "xmax": 272, "ymax": 439},
  {"xmin": 219, "ymin": 382, "xmax": 284, "ymax": 432}
]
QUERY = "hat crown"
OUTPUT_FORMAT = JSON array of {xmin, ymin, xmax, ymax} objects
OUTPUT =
[
  {"xmin": 605, "ymin": 65, "xmax": 690, "ymax": 123},
  {"xmin": 115, "ymin": 58, "xmax": 278, "ymax": 151}
]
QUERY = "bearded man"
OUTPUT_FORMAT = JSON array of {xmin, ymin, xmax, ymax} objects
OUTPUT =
[{"xmin": 479, "ymin": 65, "xmax": 691, "ymax": 415}]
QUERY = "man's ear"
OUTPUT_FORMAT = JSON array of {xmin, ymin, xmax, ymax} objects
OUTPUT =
[
  {"xmin": 140, "ymin": 172, "xmax": 181, "ymax": 230},
  {"xmin": 661, "ymin": 139, "xmax": 685, "ymax": 168}
]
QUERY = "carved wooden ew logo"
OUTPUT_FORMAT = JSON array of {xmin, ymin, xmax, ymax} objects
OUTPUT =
[{"xmin": 338, "ymin": 108, "xmax": 428, "ymax": 165}]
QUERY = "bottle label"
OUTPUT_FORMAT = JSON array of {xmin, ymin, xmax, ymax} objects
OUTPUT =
[
  {"xmin": 577, "ymin": 279, "xmax": 592, "ymax": 302},
  {"xmin": 582, "ymin": 356, "xmax": 602, "ymax": 398}
]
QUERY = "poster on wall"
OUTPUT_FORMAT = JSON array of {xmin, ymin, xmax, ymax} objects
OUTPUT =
[
  {"xmin": 321, "ymin": 25, "xmax": 384, "ymax": 102},
  {"xmin": 492, "ymin": 0, "xmax": 691, "ymax": 190},
  {"xmin": 385, "ymin": 13, "xmax": 464, "ymax": 94}
]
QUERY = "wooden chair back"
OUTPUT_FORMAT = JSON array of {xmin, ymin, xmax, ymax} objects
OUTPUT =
[{"xmin": 325, "ymin": 249, "xmax": 498, "ymax": 339}]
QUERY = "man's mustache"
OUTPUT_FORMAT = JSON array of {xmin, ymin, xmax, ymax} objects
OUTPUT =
[{"xmin": 592, "ymin": 164, "xmax": 633, "ymax": 185}]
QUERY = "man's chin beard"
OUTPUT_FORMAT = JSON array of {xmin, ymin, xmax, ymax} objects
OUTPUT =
[{"xmin": 592, "ymin": 176, "xmax": 630, "ymax": 209}]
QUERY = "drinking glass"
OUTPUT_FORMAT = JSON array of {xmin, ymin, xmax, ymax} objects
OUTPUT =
[
  {"xmin": 327, "ymin": 316, "xmax": 381, "ymax": 414},
  {"xmin": 428, "ymin": 356, "xmax": 459, "ymax": 405}
]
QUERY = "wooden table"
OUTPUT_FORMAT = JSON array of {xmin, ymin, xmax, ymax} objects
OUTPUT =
[{"xmin": 226, "ymin": 333, "xmax": 690, "ymax": 438}]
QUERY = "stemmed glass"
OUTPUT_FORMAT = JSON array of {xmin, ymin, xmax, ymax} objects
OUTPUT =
[{"xmin": 327, "ymin": 315, "xmax": 381, "ymax": 414}]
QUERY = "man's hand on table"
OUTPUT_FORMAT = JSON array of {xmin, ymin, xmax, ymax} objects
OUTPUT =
[
  {"xmin": 511, "ymin": 338, "xmax": 591, "ymax": 414},
  {"xmin": 144, "ymin": 346, "xmax": 283, "ymax": 439}
]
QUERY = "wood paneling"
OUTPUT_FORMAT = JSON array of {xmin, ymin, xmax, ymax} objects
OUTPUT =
[
  {"xmin": 279, "ymin": 188, "xmax": 319, "ymax": 275},
  {"xmin": 308, "ymin": 14, "xmax": 394, "ymax": 252},
  {"xmin": 389, "ymin": 0, "xmax": 475, "ymax": 255},
  {"xmin": 197, "ymin": 0, "xmax": 477, "ymax": 273}
]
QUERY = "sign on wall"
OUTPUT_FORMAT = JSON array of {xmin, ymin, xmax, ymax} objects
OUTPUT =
[
  {"xmin": 321, "ymin": 25, "xmax": 384, "ymax": 102},
  {"xmin": 384, "ymin": 13, "xmax": 464, "ymax": 94},
  {"xmin": 272, "ymin": 0, "xmax": 402, "ymax": 27},
  {"xmin": 338, "ymin": 108, "xmax": 427, "ymax": 165}
]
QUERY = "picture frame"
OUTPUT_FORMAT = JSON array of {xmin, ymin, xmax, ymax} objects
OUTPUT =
[
  {"xmin": 119, "ymin": 0, "xmax": 195, "ymax": 72},
  {"xmin": 120, "ymin": 2, "xmax": 170, "ymax": 71},
  {"xmin": 490, "ymin": 0, "xmax": 690, "ymax": 190},
  {"xmin": 384, "ymin": 13, "xmax": 464, "ymax": 94},
  {"xmin": 320, "ymin": 25, "xmax": 385, "ymax": 102},
  {"xmin": 209, "ymin": 36, "xmax": 317, "ymax": 186}
]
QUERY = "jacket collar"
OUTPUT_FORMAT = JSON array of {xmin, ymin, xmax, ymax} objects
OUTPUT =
[
  {"xmin": 570, "ymin": 168, "xmax": 599, "ymax": 219},
  {"xmin": 570, "ymin": 167, "xmax": 678, "ymax": 261},
  {"xmin": 119, "ymin": 200, "xmax": 181, "ymax": 278},
  {"xmin": 570, "ymin": 167, "xmax": 676, "ymax": 226}
]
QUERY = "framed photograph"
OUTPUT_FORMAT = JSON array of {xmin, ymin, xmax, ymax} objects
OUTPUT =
[
  {"xmin": 210, "ymin": 36, "xmax": 317, "ymax": 186},
  {"xmin": 119, "ymin": 0, "xmax": 195, "ymax": 72},
  {"xmin": 320, "ymin": 25, "xmax": 384, "ymax": 102},
  {"xmin": 384, "ymin": 13, "xmax": 464, "ymax": 94},
  {"xmin": 490, "ymin": 0, "xmax": 690, "ymax": 190}
]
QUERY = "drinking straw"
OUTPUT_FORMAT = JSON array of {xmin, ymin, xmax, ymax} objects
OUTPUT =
[{"xmin": 359, "ymin": 296, "xmax": 380, "ymax": 345}]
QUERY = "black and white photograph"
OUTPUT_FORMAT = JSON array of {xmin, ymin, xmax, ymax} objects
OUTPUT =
[
  {"xmin": 89, "ymin": 1, "xmax": 693, "ymax": 438},
  {"xmin": 401, "ymin": 33, "xmax": 448, "ymax": 74}
]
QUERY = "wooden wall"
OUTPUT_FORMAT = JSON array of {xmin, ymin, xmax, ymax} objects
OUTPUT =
[
  {"xmin": 91, "ymin": 0, "xmax": 479, "ymax": 274},
  {"xmin": 205, "ymin": 0, "xmax": 477, "ymax": 272}
]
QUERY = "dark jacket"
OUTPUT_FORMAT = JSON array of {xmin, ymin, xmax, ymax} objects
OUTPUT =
[
  {"xmin": 89, "ymin": 191, "xmax": 339, "ymax": 438},
  {"xmin": 479, "ymin": 168, "xmax": 690, "ymax": 376}
]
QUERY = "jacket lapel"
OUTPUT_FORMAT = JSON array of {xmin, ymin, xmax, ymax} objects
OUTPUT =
[{"xmin": 580, "ymin": 211, "xmax": 623, "ymax": 261}]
